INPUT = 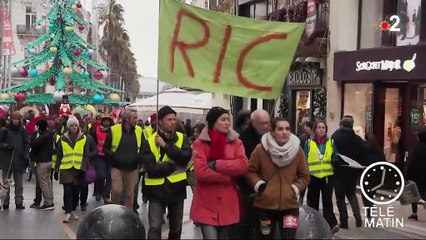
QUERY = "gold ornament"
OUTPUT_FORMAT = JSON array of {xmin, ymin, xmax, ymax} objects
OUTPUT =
[
  {"xmin": 49, "ymin": 46, "xmax": 58, "ymax": 53},
  {"xmin": 65, "ymin": 26, "xmax": 74, "ymax": 32},
  {"xmin": 71, "ymin": 4, "xmax": 78, "ymax": 11},
  {"xmin": 109, "ymin": 93, "xmax": 120, "ymax": 101},
  {"xmin": 0, "ymin": 93, "xmax": 10, "ymax": 99},
  {"xmin": 63, "ymin": 67, "xmax": 73, "ymax": 75}
]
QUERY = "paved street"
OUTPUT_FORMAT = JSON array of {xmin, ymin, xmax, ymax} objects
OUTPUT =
[{"xmin": 0, "ymin": 177, "xmax": 425, "ymax": 239}]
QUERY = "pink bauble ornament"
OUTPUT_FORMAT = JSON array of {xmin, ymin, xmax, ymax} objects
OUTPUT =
[
  {"xmin": 14, "ymin": 92, "xmax": 26, "ymax": 102},
  {"xmin": 78, "ymin": 25, "xmax": 85, "ymax": 31},
  {"xmin": 73, "ymin": 49, "xmax": 82, "ymax": 55},
  {"xmin": 19, "ymin": 68, "xmax": 28, "ymax": 77},
  {"xmin": 94, "ymin": 70, "xmax": 103, "ymax": 80}
]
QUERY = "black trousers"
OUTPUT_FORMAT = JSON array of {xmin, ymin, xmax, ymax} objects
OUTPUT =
[
  {"xmin": 307, "ymin": 175, "xmax": 338, "ymax": 229},
  {"xmin": 63, "ymin": 184, "xmax": 79, "ymax": 214},
  {"xmin": 256, "ymin": 208, "xmax": 299, "ymax": 240},
  {"xmin": 232, "ymin": 192, "xmax": 257, "ymax": 239},
  {"xmin": 334, "ymin": 176, "xmax": 361, "ymax": 225},
  {"xmin": 95, "ymin": 156, "xmax": 112, "ymax": 199},
  {"xmin": 78, "ymin": 183, "xmax": 88, "ymax": 206}
]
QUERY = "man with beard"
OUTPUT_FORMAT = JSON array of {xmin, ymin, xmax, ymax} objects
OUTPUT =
[
  {"xmin": 141, "ymin": 106, "xmax": 192, "ymax": 240},
  {"xmin": 0, "ymin": 111, "xmax": 29, "ymax": 210}
]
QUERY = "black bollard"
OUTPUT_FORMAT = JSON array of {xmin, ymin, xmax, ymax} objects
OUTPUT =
[
  {"xmin": 77, "ymin": 204, "xmax": 146, "ymax": 239},
  {"xmin": 295, "ymin": 205, "xmax": 333, "ymax": 239}
]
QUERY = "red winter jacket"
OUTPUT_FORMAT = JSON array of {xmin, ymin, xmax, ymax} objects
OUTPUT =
[{"xmin": 190, "ymin": 127, "xmax": 248, "ymax": 226}]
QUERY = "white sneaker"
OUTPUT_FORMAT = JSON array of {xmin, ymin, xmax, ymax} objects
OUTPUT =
[
  {"xmin": 70, "ymin": 212, "xmax": 80, "ymax": 221},
  {"xmin": 63, "ymin": 213, "xmax": 71, "ymax": 223}
]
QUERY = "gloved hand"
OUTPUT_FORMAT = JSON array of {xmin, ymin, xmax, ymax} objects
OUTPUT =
[
  {"xmin": 54, "ymin": 171, "xmax": 59, "ymax": 181},
  {"xmin": 258, "ymin": 182, "xmax": 267, "ymax": 194},
  {"xmin": 207, "ymin": 161, "xmax": 216, "ymax": 170},
  {"xmin": 7, "ymin": 145, "xmax": 14, "ymax": 151}
]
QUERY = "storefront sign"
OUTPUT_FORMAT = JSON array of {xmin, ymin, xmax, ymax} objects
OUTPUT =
[
  {"xmin": 287, "ymin": 64, "xmax": 322, "ymax": 88},
  {"xmin": 334, "ymin": 45, "xmax": 426, "ymax": 81}
]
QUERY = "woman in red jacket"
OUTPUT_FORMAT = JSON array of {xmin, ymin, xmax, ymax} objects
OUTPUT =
[{"xmin": 190, "ymin": 107, "xmax": 248, "ymax": 239}]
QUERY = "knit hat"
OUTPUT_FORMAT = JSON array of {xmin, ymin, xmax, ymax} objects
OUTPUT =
[
  {"xmin": 67, "ymin": 115, "xmax": 79, "ymax": 128},
  {"xmin": 158, "ymin": 106, "xmax": 176, "ymax": 120},
  {"xmin": 11, "ymin": 111, "xmax": 22, "ymax": 120},
  {"xmin": 206, "ymin": 107, "xmax": 229, "ymax": 129}
]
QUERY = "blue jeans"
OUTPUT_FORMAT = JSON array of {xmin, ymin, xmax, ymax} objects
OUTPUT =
[{"xmin": 95, "ymin": 155, "xmax": 112, "ymax": 199}]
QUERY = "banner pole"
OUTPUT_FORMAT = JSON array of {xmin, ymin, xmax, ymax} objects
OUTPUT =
[{"xmin": 155, "ymin": 0, "xmax": 161, "ymax": 132}]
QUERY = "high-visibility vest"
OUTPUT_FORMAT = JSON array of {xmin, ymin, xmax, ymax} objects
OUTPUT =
[
  {"xmin": 88, "ymin": 123, "xmax": 92, "ymax": 131},
  {"xmin": 110, "ymin": 125, "xmax": 142, "ymax": 153},
  {"xmin": 143, "ymin": 125, "xmax": 154, "ymax": 139},
  {"xmin": 51, "ymin": 134, "xmax": 61, "ymax": 169},
  {"xmin": 307, "ymin": 139, "xmax": 334, "ymax": 178},
  {"xmin": 145, "ymin": 132, "xmax": 186, "ymax": 186},
  {"xmin": 60, "ymin": 136, "xmax": 87, "ymax": 170},
  {"xmin": 96, "ymin": 127, "xmax": 108, "ymax": 156}
]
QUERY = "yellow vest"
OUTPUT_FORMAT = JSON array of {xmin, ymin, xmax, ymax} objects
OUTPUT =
[
  {"xmin": 51, "ymin": 134, "xmax": 61, "ymax": 169},
  {"xmin": 110, "ymin": 125, "xmax": 142, "ymax": 153},
  {"xmin": 145, "ymin": 132, "xmax": 186, "ymax": 186},
  {"xmin": 143, "ymin": 125, "xmax": 154, "ymax": 139},
  {"xmin": 60, "ymin": 136, "xmax": 87, "ymax": 170},
  {"xmin": 307, "ymin": 139, "xmax": 334, "ymax": 178}
]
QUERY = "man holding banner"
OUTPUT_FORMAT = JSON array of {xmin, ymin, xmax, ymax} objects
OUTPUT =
[{"xmin": 141, "ymin": 106, "xmax": 192, "ymax": 240}]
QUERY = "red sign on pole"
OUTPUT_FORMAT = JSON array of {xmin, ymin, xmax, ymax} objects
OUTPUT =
[{"xmin": 2, "ymin": 6, "xmax": 16, "ymax": 56}]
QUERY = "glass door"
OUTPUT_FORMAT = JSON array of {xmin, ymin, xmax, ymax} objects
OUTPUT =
[{"xmin": 382, "ymin": 88, "xmax": 403, "ymax": 162}]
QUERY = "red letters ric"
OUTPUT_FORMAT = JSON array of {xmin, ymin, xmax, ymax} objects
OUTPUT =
[{"xmin": 170, "ymin": 9, "xmax": 287, "ymax": 92}]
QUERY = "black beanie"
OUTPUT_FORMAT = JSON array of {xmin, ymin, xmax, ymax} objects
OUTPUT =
[
  {"xmin": 206, "ymin": 107, "xmax": 229, "ymax": 129},
  {"xmin": 158, "ymin": 106, "xmax": 177, "ymax": 120},
  {"xmin": 36, "ymin": 119, "xmax": 48, "ymax": 131}
]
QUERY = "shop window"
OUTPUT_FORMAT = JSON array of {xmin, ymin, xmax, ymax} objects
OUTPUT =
[
  {"xmin": 396, "ymin": 0, "xmax": 421, "ymax": 46},
  {"xmin": 295, "ymin": 91, "xmax": 311, "ymax": 135},
  {"xmin": 343, "ymin": 84, "xmax": 373, "ymax": 133},
  {"xmin": 359, "ymin": 0, "xmax": 384, "ymax": 49}
]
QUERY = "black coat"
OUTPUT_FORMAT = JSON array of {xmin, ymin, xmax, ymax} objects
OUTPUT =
[
  {"xmin": 238, "ymin": 124, "xmax": 262, "ymax": 194},
  {"xmin": 29, "ymin": 129, "xmax": 55, "ymax": 163},
  {"xmin": 331, "ymin": 127, "xmax": 366, "ymax": 178},
  {"xmin": 140, "ymin": 131, "xmax": 192, "ymax": 203},
  {"xmin": 0, "ymin": 124, "xmax": 29, "ymax": 172},
  {"xmin": 407, "ymin": 130, "xmax": 426, "ymax": 189}
]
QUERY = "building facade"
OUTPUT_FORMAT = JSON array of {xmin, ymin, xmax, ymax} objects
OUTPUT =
[
  {"xmin": 231, "ymin": 0, "xmax": 329, "ymax": 134},
  {"xmin": 328, "ymin": 0, "xmax": 426, "ymax": 170}
]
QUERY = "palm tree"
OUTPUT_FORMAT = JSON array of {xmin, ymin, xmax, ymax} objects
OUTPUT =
[{"xmin": 99, "ymin": 0, "xmax": 140, "ymax": 101}]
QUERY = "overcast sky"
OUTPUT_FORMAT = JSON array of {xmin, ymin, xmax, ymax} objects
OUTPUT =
[{"xmin": 117, "ymin": 0, "xmax": 162, "ymax": 92}]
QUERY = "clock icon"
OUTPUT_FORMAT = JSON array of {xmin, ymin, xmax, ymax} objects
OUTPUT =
[{"xmin": 360, "ymin": 162, "xmax": 405, "ymax": 205}]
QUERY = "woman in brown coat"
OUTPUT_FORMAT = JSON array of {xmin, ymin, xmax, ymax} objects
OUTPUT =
[
  {"xmin": 54, "ymin": 116, "xmax": 89, "ymax": 223},
  {"xmin": 246, "ymin": 117, "xmax": 310, "ymax": 239}
]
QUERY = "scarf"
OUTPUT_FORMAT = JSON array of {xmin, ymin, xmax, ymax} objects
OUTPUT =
[
  {"xmin": 261, "ymin": 132, "xmax": 300, "ymax": 167},
  {"xmin": 207, "ymin": 129, "xmax": 227, "ymax": 162},
  {"xmin": 314, "ymin": 135, "xmax": 326, "ymax": 144}
]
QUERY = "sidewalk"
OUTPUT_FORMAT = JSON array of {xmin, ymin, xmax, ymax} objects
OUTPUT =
[{"xmin": 329, "ymin": 193, "xmax": 426, "ymax": 239}]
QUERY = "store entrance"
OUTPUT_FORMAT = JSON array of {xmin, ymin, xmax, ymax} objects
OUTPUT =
[{"xmin": 373, "ymin": 83, "xmax": 410, "ymax": 170}]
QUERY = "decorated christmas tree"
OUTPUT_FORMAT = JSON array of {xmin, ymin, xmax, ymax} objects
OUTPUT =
[{"xmin": 0, "ymin": 0, "xmax": 121, "ymax": 105}]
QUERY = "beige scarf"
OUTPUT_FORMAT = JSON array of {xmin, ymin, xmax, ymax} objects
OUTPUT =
[{"xmin": 261, "ymin": 133, "xmax": 300, "ymax": 167}]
